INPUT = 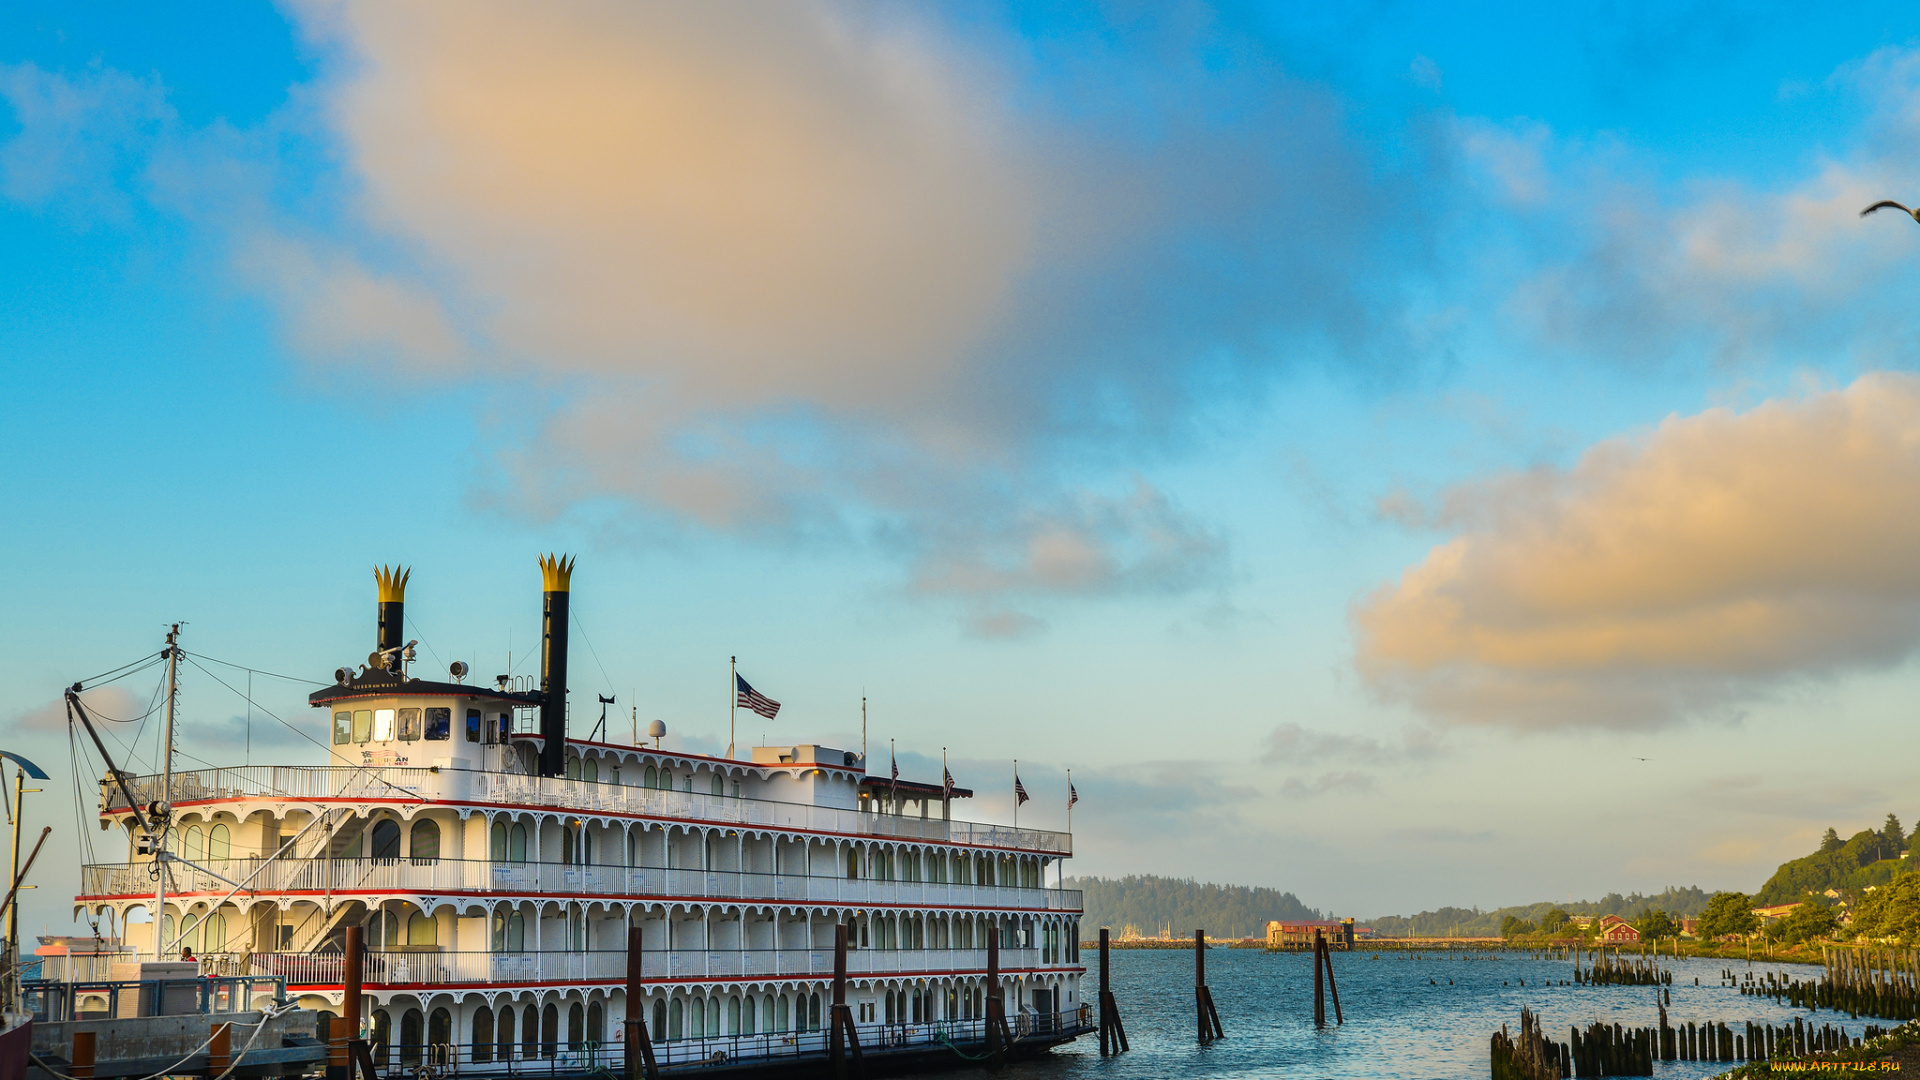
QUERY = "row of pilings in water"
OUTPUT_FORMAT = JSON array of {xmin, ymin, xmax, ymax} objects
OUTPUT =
[
  {"xmin": 1572, "ymin": 945, "xmax": 1671, "ymax": 987},
  {"xmin": 1493, "ymin": 1008, "xmax": 1891, "ymax": 1078},
  {"xmin": 1735, "ymin": 946, "xmax": 1920, "ymax": 1021}
]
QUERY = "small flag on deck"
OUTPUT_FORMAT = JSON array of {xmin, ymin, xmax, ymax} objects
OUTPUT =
[
  {"xmin": 735, "ymin": 673, "xmax": 780, "ymax": 719},
  {"xmin": 1015, "ymin": 773, "xmax": 1029, "ymax": 805}
]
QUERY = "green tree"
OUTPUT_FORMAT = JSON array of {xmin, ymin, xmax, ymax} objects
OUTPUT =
[
  {"xmin": 1850, "ymin": 875, "xmax": 1920, "ymax": 943},
  {"xmin": 1885, "ymin": 814, "xmax": 1906, "ymax": 854},
  {"xmin": 1821, "ymin": 828, "xmax": 1844, "ymax": 853},
  {"xmin": 1500, "ymin": 915, "xmax": 1538, "ymax": 939},
  {"xmin": 1775, "ymin": 902, "xmax": 1839, "ymax": 945},
  {"xmin": 1541, "ymin": 909, "xmax": 1570, "ymax": 935},
  {"xmin": 1696, "ymin": 892, "xmax": 1759, "ymax": 940},
  {"xmin": 1633, "ymin": 907, "xmax": 1680, "ymax": 940}
]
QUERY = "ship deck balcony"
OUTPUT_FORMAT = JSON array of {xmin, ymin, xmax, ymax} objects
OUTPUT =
[
  {"xmin": 99, "ymin": 766, "xmax": 1070, "ymax": 855},
  {"xmin": 233, "ymin": 947, "xmax": 1066, "ymax": 987},
  {"xmin": 79, "ymin": 857, "xmax": 1083, "ymax": 912}
]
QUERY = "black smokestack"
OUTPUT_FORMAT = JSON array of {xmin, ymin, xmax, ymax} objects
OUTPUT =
[
  {"xmin": 538, "ymin": 554, "xmax": 574, "ymax": 777},
  {"xmin": 375, "ymin": 566, "xmax": 409, "ymax": 662}
]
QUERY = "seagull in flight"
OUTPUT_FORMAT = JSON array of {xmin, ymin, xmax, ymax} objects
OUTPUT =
[
  {"xmin": 1635, "ymin": 757, "xmax": 1652, "ymax": 762},
  {"xmin": 1861, "ymin": 200, "xmax": 1920, "ymax": 223}
]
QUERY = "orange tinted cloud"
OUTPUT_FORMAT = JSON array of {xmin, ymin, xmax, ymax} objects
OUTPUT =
[{"xmin": 1355, "ymin": 373, "xmax": 1920, "ymax": 728}]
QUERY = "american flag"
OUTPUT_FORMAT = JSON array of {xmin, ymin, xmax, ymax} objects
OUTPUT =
[
  {"xmin": 735, "ymin": 673, "xmax": 780, "ymax": 720},
  {"xmin": 1069, "ymin": 781, "xmax": 1078, "ymax": 808},
  {"xmin": 890, "ymin": 752, "xmax": 899, "ymax": 802},
  {"xmin": 942, "ymin": 767, "xmax": 955, "ymax": 801},
  {"xmin": 1014, "ymin": 774, "xmax": 1029, "ymax": 805}
]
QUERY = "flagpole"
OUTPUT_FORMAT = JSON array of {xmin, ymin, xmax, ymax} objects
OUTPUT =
[
  {"xmin": 862, "ymin": 694, "xmax": 867, "ymax": 763},
  {"xmin": 942, "ymin": 747, "xmax": 948, "ymax": 819},
  {"xmin": 729, "ymin": 656, "xmax": 737, "ymax": 760}
]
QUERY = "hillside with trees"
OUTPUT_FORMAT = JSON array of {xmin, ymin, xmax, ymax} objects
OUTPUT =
[
  {"xmin": 1064, "ymin": 875, "xmax": 1320, "ymax": 938},
  {"xmin": 1753, "ymin": 816, "xmax": 1908, "ymax": 906},
  {"xmin": 1367, "ymin": 887, "xmax": 1715, "ymax": 938}
]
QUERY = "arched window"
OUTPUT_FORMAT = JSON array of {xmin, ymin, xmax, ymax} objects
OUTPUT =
[
  {"xmin": 885, "ymin": 990, "xmax": 895, "ymax": 1024},
  {"xmin": 492, "ymin": 910, "xmax": 525, "ymax": 952},
  {"xmin": 369, "ymin": 820, "xmax": 401, "ymax": 860},
  {"xmin": 626, "ymin": 831, "xmax": 636, "ymax": 867},
  {"xmin": 652, "ymin": 1000, "xmax": 666, "ymax": 1044},
  {"xmin": 178, "ymin": 913, "xmax": 200, "ymax": 954},
  {"xmin": 202, "ymin": 911, "xmax": 226, "ymax": 953},
  {"xmin": 427, "ymin": 1007, "xmax": 451, "ymax": 1048},
  {"xmin": 540, "ymin": 1003, "xmax": 559, "ymax": 1057},
  {"xmin": 521, "ymin": 1004, "xmax": 538, "ymax": 1059},
  {"xmin": 739, "ymin": 995, "xmax": 753, "ymax": 1035},
  {"xmin": 472, "ymin": 1007, "xmax": 494, "ymax": 1063},
  {"xmin": 775, "ymin": 994, "xmax": 788, "ymax": 1033},
  {"xmin": 710, "ymin": 774, "xmax": 723, "ymax": 797},
  {"xmin": 370, "ymin": 1010, "xmax": 391, "ymax": 1065},
  {"xmin": 566, "ymin": 756, "xmax": 579, "ymax": 780},
  {"xmin": 406, "ymin": 911, "xmax": 438, "ymax": 947},
  {"xmin": 566, "ymin": 1002, "xmax": 583, "ymax": 1050},
  {"xmin": 668, "ymin": 999, "xmax": 682, "ymax": 1041},
  {"xmin": 562, "ymin": 828, "xmax": 575, "ymax": 865},
  {"xmin": 380, "ymin": 909, "xmax": 401, "ymax": 948},
  {"xmin": 586, "ymin": 1001, "xmax": 603, "ymax": 1046},
  {"xmin": 495, "ymin": 1005, "xmax": 514, "ymax": 1061},
  {"xmin": 409, "ymin": 820, "xmax": 440, "ymax": 864},
  {"xmin": 509, "ymin": 823, "xmax": 528, "ymax": 863},
  {"xmin": 644, "ymin": 766, "xmax": 657, "ymax": 788},
  {"xmin": 184, "ymin": 826, "xmax": 204, "ymax": 862},
  {"xmin": 582, "ymin": 759, "xmax": 598, "ymax": 784},
  {"xmin": 491, "ymin": 822, "xmax": 507, "ymax": 862},
  {"xmin": 208, "ymin": 824, "xmax": 230, "ymax": 860},
  {"xmin": 582, "ymin": 830, "xmax": 593, "ymax": 865},
  {"xmin": 399, "ymin": 1009, "xmax": 424, "ymax": 1065},
  {"xmin": 809, "ymin": 993, "xmax": 822, "ymax": 1030}
]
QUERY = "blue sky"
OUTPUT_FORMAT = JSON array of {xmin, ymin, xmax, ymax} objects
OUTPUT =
[{"xmin": 8, "ymin": 1, "xmax": 1920, "ymax": 938}]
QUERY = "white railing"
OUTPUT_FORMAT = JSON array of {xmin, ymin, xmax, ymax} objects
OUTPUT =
[
  {"xmin": 244, "ymin": 948, "xmax": 1053, "ymax": 986},
  {"xmin": 78, "ymin": 859, "xmax": 1083, "ymax": 913},
  {"xmin": 101, "ymin": 767, "xmax": 1070, "ymax": 855}
]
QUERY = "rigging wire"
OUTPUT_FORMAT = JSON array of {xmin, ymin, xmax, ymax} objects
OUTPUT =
[
  {"xmin": 73, "ymin": 651, "xmax": 165, "ymax": 691},
  {"xmin": 570, "ymin": 607, "xmax": 618, "ymax": 699},
  {"xmin": 181, "ymin": 651, "xmax": 327, "ymax": 687},
  {"xmin": 178, "ymin": 654, "xmax": 426, "ymax": 803}
]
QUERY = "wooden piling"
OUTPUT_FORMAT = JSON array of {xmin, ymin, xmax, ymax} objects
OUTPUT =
[
  {"xmin": 1098, "ymin": 928, "xmax": 1129, "ymax": 1055},
  {"xmin": 624, "ymin": 925, "xmax": 660, "ymax": 1080},
  {"xmin": 208, "ymin": 1022, "xmax": 232, "ymax": 1077},
  {"xmin": 1320, "ymin": 935, "xmax": 1343, "ymax": 1024},
  {"xmin": 1313, "ymin": 928, "xmax": 1326, "ymax": 1028},
  {"xmin": 986, "ymin": 928, "xmax": 1009, "ymax": 1068},
  {"xmin": 69, "ymin": 1031, "xmax": 94, "ymax": 1080},
  {"xmin": 829, "ymin": 923, "xmax": 863, "ymax": 1080}
]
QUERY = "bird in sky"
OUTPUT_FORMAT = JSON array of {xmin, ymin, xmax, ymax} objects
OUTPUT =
[
  {"xmin": 1861, "ymin": 200, "xmax": 1920, "ymax": 223},
  {"xmin": 1635, "ymin": 757, "xmax": 1652, "ymax": 762}
]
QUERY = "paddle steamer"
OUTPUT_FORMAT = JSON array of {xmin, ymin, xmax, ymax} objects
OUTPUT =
[{"xmin": 70, "ymin": 559, "xmax": 1087, "ymax": 1071}]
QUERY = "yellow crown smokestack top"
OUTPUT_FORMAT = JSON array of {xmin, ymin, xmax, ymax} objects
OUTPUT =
[
  {"xmin": 374, "ymin": 565, "xmax": 410, "ymax": 658},
  {"xmin": 537, "ymin": 554, "xmax": 574, "ymax": 777}
]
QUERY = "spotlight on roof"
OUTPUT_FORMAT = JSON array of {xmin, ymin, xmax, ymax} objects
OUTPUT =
[{"xmin": 450, "ymin": 660, "xmax": 469, "ymax": 683}]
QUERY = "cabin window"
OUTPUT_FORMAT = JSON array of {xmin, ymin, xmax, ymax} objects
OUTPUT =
[
  {"xmin": 741, "ymin": 995, "xmax": 754, "ymax": 1035},
  {"xmin": 565, "ymin": 756, "xmax": 579, "ymax": 780},
  {"xmin": 428, "ymin": 1007, "xmax": 451, "ymax": 1047},
  {"xmin": 521, "ymin": 1005, "xmax": 538, "ymax": 1060},
  {"xmin": 178, "ymin": 913, "xmax": 200, "ymax": 954},
  {"xmin": 407, "ymin": 911, "xmax": 438, "ymax": 947},
  {"xmin": 399, "ymin": 1010, "xmax": 423, "ymax": 1064},
  {"xmin": 372, "ymin": 709, "xmax": 396, "ymax": 741},
  {"xmin": 490, "ymin": 822, "xmax": 507, "ymax": 862},
  {"xmin": 668, "ymin": 1000, "xmax": 682, "ymax": 1042},
  {"xmin": 846, "ymin": 849, "xmax": 858, "ymax": 880},
  {"xmin": 409, "ymin": 820, "xmax": 440, "ymax": 864},
  {"xmin": 495, "ymin": 1006, "xmax": 514, "ymax": 1060},
  {"xmin": 203, "ymin": 911, "xmax": 226, "ymax": 952},
  {"xmin": 491, "ymin": 910, "xmax": 525, "ymax": 952},
  {"xmin": 208, "ymin": 824, "xmax": 230, "ymax": 860},
  {"xmin": 541, "ymin": 1004, "xmax": 558, "ymax": 1056},
  {"xmin": 567, "ymin": 1002, "xmax": 583, "ymax": 1050},
  {"xmin": 587, "ymin": 1001, "xmax": 603, "ymax": 1045},
  {"xmin": 333, "ymin": 711, "xmax": 352, "ymax": 744},
  {"xmin": 370, "ymin": 1011, "xmax": 391, "ymax": 1063},
  {"xmin": 711, "ymin": 774, "xmax": 723, "ymax": 797},
  {"xmin": 509, "ymin": 823, "xmax": 528, "ymax": 863},
  {"xmin": 582, "ymin": 758, "xmax": 598, "ymax": 783},
  {"xmin": 472, "ymin": 1007, "xmax": 494, "ymax": 1063},
  {"xmin": 465, "ymin": 709, "xmax": 480, "ymax": 742},
  {"xmin": 652, "ymin": 1001, "xmax": 666, "ymax": 1044},
  {"xmin": 643, "ymin": 766, "xmax": 657, "ymax": 788},
  {"xmin": 424, "ymin": 708, "xmax": 451, "ymax": 740},
  {"xmin": 370, "ymin": 819, "xmax": 401, "ymax": 859},
  {"xmin": 561, "ymin": 829, "xmax": 575, "ymax": 865},
  {"xmin": 397, "ymin": 708, "xmax": 421, "ymax": 741},
  {"xmin": 184, "ymin": 826, "xmax": 205, "ymax": 862},
  {"xmin": 353, "ymin": 710, "xmax": 373, "ymax": 743}
]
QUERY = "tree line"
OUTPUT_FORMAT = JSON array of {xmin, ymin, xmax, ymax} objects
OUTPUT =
[{"xmin": 1064, "ymin": 874, "xmax": 1320, "ymax": 939}]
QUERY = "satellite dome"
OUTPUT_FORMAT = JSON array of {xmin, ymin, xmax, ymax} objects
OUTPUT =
[{"xmin": 647, "ymin": 719, "xmax": 667, "ymax": 739}]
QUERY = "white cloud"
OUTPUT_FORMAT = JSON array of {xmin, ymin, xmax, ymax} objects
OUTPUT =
[{"xmin": 1356, "ymin": 374, "xmax": 1920, "ymax": 729}]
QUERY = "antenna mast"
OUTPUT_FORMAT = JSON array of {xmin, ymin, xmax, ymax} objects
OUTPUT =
[{"xmin": 154, "ymin": 623, "xmax": 179, "ymax": 956}]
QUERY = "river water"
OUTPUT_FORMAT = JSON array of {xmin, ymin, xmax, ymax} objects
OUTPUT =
[{"xmin": 1002, "ymin": 947, "xmax": 1846, "ymax": 1079}]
